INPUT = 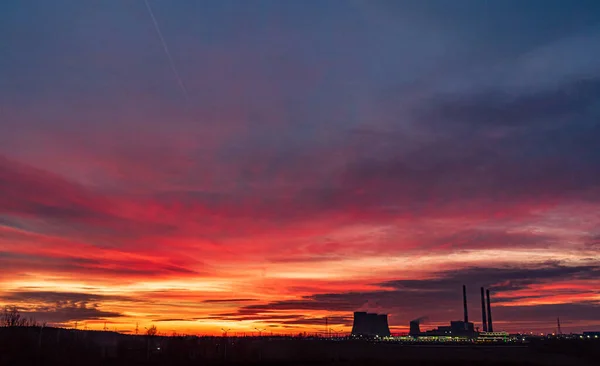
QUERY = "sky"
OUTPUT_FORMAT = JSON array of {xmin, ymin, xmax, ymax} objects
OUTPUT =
[{"xmin": 1, "ymin": 0, "xmax": 599, "ymax": 336}]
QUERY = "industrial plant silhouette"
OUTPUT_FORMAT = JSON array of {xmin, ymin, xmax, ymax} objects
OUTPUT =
[
  {"xmin": 351, "ymin": 285, "xmax": 500, "ymax": 339},
  {"xmin": 2, "ymin": 285, "xmax": 599, "ymax": 366}
]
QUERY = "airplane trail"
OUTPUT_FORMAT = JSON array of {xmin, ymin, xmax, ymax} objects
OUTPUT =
[{"xmin": 144, "ymin": 0, "xmax": 189, "ymax": 101}]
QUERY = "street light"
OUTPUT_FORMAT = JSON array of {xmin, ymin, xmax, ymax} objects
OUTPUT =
[
  {"xmin": 221, "ymin": 328, "xmax": 231, "ymax": 337},
  {"xmin": 255, "ymin": 327, "xmax": 266, "ymax": 337}
]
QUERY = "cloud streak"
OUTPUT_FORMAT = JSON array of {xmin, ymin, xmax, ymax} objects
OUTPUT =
[{"xmin": 143, "ymin": 0, "xmax": 189, "ymax": 101}]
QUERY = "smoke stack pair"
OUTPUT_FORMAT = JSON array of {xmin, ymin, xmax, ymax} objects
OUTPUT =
[{"xmin": 480, "ymin": 287, "xmax": 493, "ymax": 332}]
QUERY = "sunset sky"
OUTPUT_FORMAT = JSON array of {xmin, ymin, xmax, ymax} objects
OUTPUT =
[{"xmin": 1, "ymin": 0, "xmax": 599, "ymax": 336}]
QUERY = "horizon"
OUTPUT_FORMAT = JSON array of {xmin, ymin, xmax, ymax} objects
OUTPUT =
[{"xmin": 1, "ymin": 0, "xmax": 599, "ymax": 336}]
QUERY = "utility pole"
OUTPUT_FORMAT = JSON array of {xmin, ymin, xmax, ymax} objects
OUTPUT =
[
  {"xmin": 220, "ymin": 328, "xmax": 230, "ymax": 362},
  {"xmin": 325, "ymin": 317, "xmax": 329, "ymax": 338}
]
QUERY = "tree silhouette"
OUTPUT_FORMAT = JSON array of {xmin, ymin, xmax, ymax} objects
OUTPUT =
[
  {"xmin": 2, "ymin": 306, "xmax": 22, "ymax": 327},
  {"xmin": 146, "ymin": 324, "xmax": 158, "ymax": 336}
]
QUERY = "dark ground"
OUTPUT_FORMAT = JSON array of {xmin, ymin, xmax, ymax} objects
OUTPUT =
[{"xmin": 1, "ymin": 327, "xmax": 598, "ymax": 366}]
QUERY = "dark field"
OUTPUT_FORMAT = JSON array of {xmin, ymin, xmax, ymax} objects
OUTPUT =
[{"xmin": 1, "ymin": 327, "xmax": 598, "ymax": 366}]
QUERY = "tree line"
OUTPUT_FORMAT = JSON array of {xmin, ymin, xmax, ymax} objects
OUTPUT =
[
  {"xmin": 1, "ymin": 305, "xmax": 163, "ymax": 336},
  {"xmin": 1, "ymin": 305, "xmax": 46, "ymax": 327}
]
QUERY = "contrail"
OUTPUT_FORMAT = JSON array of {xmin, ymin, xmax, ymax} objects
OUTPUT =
[{"xmin": 144, "ymin": 0, "xmax": 189, "ymax": 101}]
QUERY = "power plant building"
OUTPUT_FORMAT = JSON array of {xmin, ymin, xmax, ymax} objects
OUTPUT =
[{"xmin": 410, "ymin": 285, "xmax": 496, "ymax": 338}]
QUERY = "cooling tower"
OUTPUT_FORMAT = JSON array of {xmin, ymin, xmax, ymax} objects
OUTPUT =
[
  {"xmin": 351, "ymin": 311, "xmax": 391, "ymax": 337},
  {"xmin": 351, "ymin": 311, "xmax": 368, "ymax": 336},
  {"xmin": 376, "ymin": 314, "xmax": 391, "ymax": 337},
  {"xmin": 409, "ymin": 320, "xmax": 421, "ymax": 336},
  {"xmin": 366, "ymin": 313, "xmax": 378, "ymax": 334}
]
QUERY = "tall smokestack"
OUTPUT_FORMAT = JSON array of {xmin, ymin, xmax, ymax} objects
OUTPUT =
[
  {"xmin": 481, "ymin": 287, "xmax": 487, "ymax": 332},
  {"xmin": 463, "ymin": 285, "xmax": 469, "ymax": 324},
  {"xmin": 486, "ymin": 289, "xmax": 493, "ymax": 332}
]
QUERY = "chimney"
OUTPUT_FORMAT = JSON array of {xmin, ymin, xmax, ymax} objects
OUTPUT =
[
  {"xmin": 486, "ymin": 289, "xmax": 493, "ymax": 332},
  {"xmin": 463, "ymin": 285, "xmax": 469, "ymax": 324},
  {"xmin": 481, "ymin": 287, "xmax": 488, "ymax": 332}
]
